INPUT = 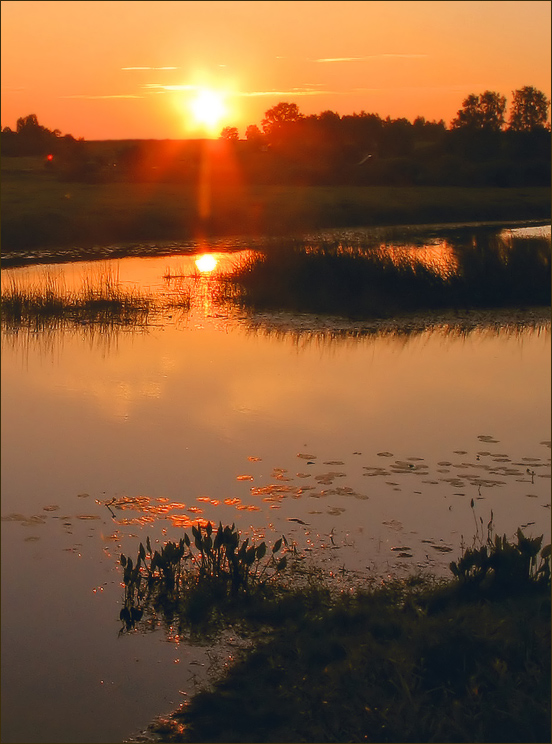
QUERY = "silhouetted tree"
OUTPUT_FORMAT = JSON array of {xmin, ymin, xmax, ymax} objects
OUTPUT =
[
  {"xmin": 317, "ymin": 110, "xmax": 341, "ymax": 129},
  {"xmin": 261, "ymin": 102, "xmax": 303, "ymax": 135},
  {"xmin": 220, "ymin": 126, "xmax": 239, "ymax": 141},
  {"xmin": 16, "ymin": 113, "xmax": 40, "ymax": 134},
  {"xmin": 380, "ymin": 116, "xmax": 414, "ymax": 157},
  {"xmin": 245, "ymin": 124, "xmax": 263, "ymax": 141},
  {"xmin": 508, "ymin": 86, "xmax": 551, "ymax": 131},
  {"xmin": 244, "ymin": 125, "xmax": 266, "ymax": 155},
  {"xmin": 451, "ymin": 91, "xmax": 507, "ymax": 131},
  {"xmin": 12, "ymin": 113, "xmax": 53, "ymax": 154}
]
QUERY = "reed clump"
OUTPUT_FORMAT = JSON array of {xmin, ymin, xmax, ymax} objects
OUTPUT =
[{"xmin": 1, "ymin": 269, "xmax": 152, "ymax": 330}]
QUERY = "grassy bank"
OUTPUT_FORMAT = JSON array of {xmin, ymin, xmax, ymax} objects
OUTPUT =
[
  {"xmin": 157, "ymin": 587, "xmax": 550, "ymax": 743},
  {"xmin": 119, "ymin": 521, "xmax": 550, "ymax": 743},
  {"xmin": 1, "ymin": 156, "xmax": 550, "ymax": 260}
]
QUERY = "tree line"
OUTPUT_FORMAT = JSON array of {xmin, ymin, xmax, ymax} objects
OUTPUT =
[
  {"xmin": 1, "ymin": 113, "xmax": 81, "ymax": 156},
  {"xmin": 222, "ymin": 85, "xmax": 550, "ymax": 141},
  {"xmin": 218, "ymin": 86, "xmax": 550, "ymax": 187},
  {"xmin": 2, "ymin": 86, "xmax": 550, "ymax": 187}
]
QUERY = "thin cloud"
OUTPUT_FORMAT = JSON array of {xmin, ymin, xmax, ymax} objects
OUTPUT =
[
  {"xmin": 316, "ymin": 54, "xmax": 427, "ymax": 62},
  {"xmin": 142, "ymin": 84, "xmax": 199, "ymax": 91},
  {"xmin": 122, "ymin": 66, "xmax": 179, "ymax": 70},
  {"xmin": 60, "ymin": 94, "xmax": 144, "ymax": 99},
  {"xmin": 236, "ymin": 88, "xmax": 334, "ymax": 98},
  {"xmin": 141, "ymin": 84, "xmax": 333, "ymax": 98}
]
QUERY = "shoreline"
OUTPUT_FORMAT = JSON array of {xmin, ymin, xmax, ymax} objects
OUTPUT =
[{"xmin": 1, "ymin": 217, "xmax": 550, "ymax": 270}]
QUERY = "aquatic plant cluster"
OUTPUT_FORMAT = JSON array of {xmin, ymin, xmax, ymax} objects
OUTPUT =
[
  {"xmin": 119, "ymin": 522, "xmax": 288, "ymax": 634},
  {"xmin": 450, "ymin": 514, "xmax": 551, "ymax": 595},
  {"xmin": 121, "ymin": 520, "xmax": 550, "ymax": 743}
]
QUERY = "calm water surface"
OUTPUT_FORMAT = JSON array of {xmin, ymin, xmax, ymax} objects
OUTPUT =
[{"xmin": 2, "ymin": 226, "xmax": 550, "ymax": 743}]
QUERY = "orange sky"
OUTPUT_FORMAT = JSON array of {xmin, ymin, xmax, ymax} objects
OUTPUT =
[{"xmin": 1, "ymin": 0, "xmax": 550, "ymax": 140}]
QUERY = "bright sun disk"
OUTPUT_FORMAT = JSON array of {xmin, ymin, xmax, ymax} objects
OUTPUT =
[{"xmin": 190, "ymin": 89, "xmax": 227, "ymax": 132}]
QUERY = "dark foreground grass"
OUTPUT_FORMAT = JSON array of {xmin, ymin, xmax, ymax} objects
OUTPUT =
[
  {"xmin": 225, "ymin": 230, "xmax": 551, "ymax": 318},
  {"xmin": 119, "ymin": 522, "xmax": 551, "ymax": 743},
  {"xmin": 156, "ymin": 586, "xmax": 550, "ymax": 743},
  {"xmin": 1, "ymin": 157, "xmax": 550, "ymax": 258}
]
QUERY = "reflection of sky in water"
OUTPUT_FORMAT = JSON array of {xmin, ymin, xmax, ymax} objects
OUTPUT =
[
  {"xmin": 1, "ymin": 241, "xmax": 550, "ymax": 743},
  {"xmin": 3, "ymin": 283, "xmax": 550, "ymax": 567}
]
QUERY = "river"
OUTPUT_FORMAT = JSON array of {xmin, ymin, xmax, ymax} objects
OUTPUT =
[{"xmin": 1, "ymin": 224, "xmax": 550, "ymax": 743}]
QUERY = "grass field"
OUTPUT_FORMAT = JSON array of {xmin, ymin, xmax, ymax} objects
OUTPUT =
[{"xmin": 1, "ymin": 156, "xmax": 550, "ymax": 259}]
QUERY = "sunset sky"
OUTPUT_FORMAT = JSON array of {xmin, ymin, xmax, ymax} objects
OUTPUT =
[{"xmin": 1, "ymin": 0, "xmax": 550, "ymax": 140}]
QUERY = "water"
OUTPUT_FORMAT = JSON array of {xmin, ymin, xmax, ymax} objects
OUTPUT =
[{"xmin": 2, "ymin": 226, "xmax": 550, "ymax": 743}]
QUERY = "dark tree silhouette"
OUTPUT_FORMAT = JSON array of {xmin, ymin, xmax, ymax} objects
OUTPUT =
[
  {"xmin": 261, "ymin": 102, "xmax": 303, "ymax": 135},
  {"xmin": 451, "ymin": 91, "xmax": 507, "ymax": 131},
  {"xmin": 245, "ymin": 124, "xmax": 265, "ymax": 148},
  {"xmin": 220, "ymin": 126, "xmax": 239, "ymax": 141},
  {"xmin": 13, "ymin": 113, "xmax": 54, "ymax": 153},
  {"xmin": 245, "ymin": 124, "xmax": 262, "ymax": 139},
  {"xmin": 508, "ymin": 86, "xmax": 551, "ymax": 131}
]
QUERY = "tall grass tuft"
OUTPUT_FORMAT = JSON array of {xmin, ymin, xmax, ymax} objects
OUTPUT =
[{"xmin": 1, "ymin": 268, "xmax": 152, "ymax": 330}]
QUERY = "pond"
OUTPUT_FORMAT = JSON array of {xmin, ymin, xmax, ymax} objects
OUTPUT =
[{"xmin": 1, "ymin": 224, "xmax": 550, "ymax": 743}]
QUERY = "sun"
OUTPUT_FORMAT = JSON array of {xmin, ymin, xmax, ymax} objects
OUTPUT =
[{"xmin": 189, "ymin": 89, "xmax": 227, "ymax": 135}]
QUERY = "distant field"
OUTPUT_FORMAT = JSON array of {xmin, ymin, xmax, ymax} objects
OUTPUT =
[{"xmin": 2, "ymin": 155, "xmax": 550, "ymax": 258}]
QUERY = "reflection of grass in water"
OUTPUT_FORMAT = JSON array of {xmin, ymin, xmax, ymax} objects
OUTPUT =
[
  {"xmin": 240, "ymin": 308, "xmax": 551, "ymax": 348},
  {"xmin": 226, "ymin": 233, "xmax": 551, "ymax": 318},
  {"xmin": 1, "ymin": 268, "xmax": 153, "ymax": 330}
]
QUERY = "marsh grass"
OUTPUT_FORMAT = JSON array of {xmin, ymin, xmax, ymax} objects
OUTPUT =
[
  {"xmin": 225, "ymin": 232, "xmax": 551, "ymax": 319},
  {"xmin": 132, "ymin": 522, "xmax": 550, "ymax": 743},
  {"xmin": 1, "ymin": 268, "xmax": 152, "ymax": 330}
]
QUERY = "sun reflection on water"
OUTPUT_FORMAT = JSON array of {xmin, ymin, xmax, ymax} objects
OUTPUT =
[{"xmin": 194, "ymin": 253, "xmax": 218, "ymax": 274}]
